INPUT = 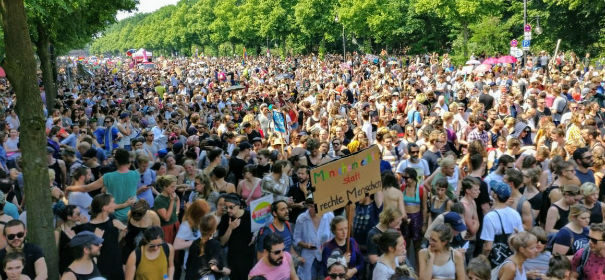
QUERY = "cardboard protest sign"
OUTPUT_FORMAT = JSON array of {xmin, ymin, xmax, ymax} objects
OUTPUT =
[
  {"xmin": 250, "ymin": 195, "xmax": 273, "ymax": 232},
  {"xmin": 311, "ymin": 145, "xmax": 382, "ymax": 215}
]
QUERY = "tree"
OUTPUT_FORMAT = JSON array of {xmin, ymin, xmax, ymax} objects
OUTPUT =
[
  {"xmin": 414, "ymin": 0, "xmax": 502, "ymax": 58},
  {"xmin": 0, "ymin": 0, "xmax": 57, "ymax": 279}
]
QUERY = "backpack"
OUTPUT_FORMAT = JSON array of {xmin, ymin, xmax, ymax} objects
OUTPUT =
[
  {"xmin": 260, "ymin": 221, "xmax": 291, "ymax": 235},
  {"xmin": 576, "ymin": 247, "xmax": 591, "ymax": 280},
  {"xmin": 488, "ymin": 210, "xmax": 514, "ymax": 268},
  {"xmin": 135, "ymin": 243, "xmax": 170, "ymax": 267}
]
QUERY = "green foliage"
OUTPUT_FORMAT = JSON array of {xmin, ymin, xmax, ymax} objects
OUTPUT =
[
  {"xmin": 86, "ymin": 0, "xmax": 605, "ymax": 62},
  {"xmin": 468, "ymin": 16, "xmax": 512, "ymax": 56}
]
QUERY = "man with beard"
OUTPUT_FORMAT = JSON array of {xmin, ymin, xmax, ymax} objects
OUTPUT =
[
  {"xmin": 574, "ymin": 147, "xmax": 595, "ymax": 184},
  {"xmin": 256, "ymin": 200, "xmax": 304, "ymax": 265},
  {"xmin": 61, "ymin": 231, "xmax": 104, "ymax": 280},
  {"xmin": 249, "ymin": 233, "xmax": 299, "ymax": 280},
  {"xmin": 396, "ymin": 143, "xmax": 430, "ymax": 186},
  {"xmin": 218, "ymin": 193, "xmax": 254, "ymax": 280},
  {"xmin": 288, "ymin": 167, "xmax": 311, "ymax": 226},
  {"xmin": 0, "ymin": 220, "xmax": 47, "ymax": 280}
]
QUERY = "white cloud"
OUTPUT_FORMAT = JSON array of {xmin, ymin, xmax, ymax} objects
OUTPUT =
[{"xmin": 116, "ymin": 0, "xmax": 180, "ymax": 21}]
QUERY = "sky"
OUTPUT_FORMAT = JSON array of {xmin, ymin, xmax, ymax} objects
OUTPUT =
[{"xmin": 116, "ymin": 0, "xmax": 180, "ymax": 21}]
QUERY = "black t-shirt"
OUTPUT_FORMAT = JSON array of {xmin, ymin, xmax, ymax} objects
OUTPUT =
[
  {"xmin": 478, "ymin": 93, "xmax": 495, "ymax": 111},
  {"xmin": 247, "ymin": 130, "xmax": 262, "ymax": 142},
  {"xmin": 74, "ymin": 218, "xmax": 124, "ymax": 280},
  {"xmin": 0, "ymin": 243, "xmax": 44, "ymax": 280},
  {"xmin": 217, "ymin": 211, "xmax": 255, "ymax": 280},
  {"xmin": 229, "ymin": 157, "xmax": 247, "ymax": 182},
  {"xmin": 472, "ymin": 176, "xmax": 491, "ymax": 221},
  {"xmin": 287, "ymin": 181, "xmax": 309, "ymax": 222},
  {"xmin": 186, "ymin": 238, "xmax": 224, "ymax": 279}
]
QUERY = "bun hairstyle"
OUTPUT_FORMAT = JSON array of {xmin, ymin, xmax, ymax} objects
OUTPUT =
[
  {"xmin": 508, "ymin": 231, "xmax": 537, "ymax": 253},
  {"xmin": 130, "ymin": 200, "xmax": 150, "ymax": 221},
  {"xmin": 372, "ymin": 229, "xmax": 402, "ymax": 254},
  {"xmin": 155, "ymin": 175, "xmax": 177, "ymax": 192}
]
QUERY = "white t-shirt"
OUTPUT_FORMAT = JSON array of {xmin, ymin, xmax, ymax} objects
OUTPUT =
[
  {"xmin": 480, "ymin": 207, "xmax": 524, "ymax": 242},
  {"xmin": 396, "ymin": 159, "xmax": 430, "ymax": 186}
]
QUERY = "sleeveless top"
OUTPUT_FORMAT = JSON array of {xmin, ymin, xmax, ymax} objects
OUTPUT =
[
  {"xmin": 553, "ymin": 204, "xmax": 570, "ymax": 231},
  {"xmin": 403, "ymin": 185, "xmax": 421, "ymax": 207},
  {"xmin": 121, "ymin": 220, "xmax": 148, "ymax": 264},
  {"xmin": 491, "ymin": 258, "xmax": 527, "ymax": 280},
  {"xmin": 429, "ymin": 197, "xmax": 449, "ymax": 221},
  {"xmin": 135, "ymin": 247, "xmax": 169, "ymax": 279},
  {"xmin": 432, "ymin": 249, "xmax": 456, "ymax": 279},
  {"xmin": 58, "ymin": 230, "xmax": 74, "ymax": 274},
  {"xmin": 65, "ymin": 262, "xmax": 103, "ymax": 280},
  {"xmin": 589, "ymin": 202, "xmax": 603, "ymax": 224}
]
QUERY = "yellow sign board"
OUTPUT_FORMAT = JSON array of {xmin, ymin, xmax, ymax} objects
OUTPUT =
[{"xmin": 311, "ymin": 145, "xmax": 382, "ymax": 214}]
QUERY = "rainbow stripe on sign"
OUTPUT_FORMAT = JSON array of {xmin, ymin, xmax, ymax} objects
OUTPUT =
[{"xmin": 312, "ymin": 150, "xmax": 377, "ymax": 185}]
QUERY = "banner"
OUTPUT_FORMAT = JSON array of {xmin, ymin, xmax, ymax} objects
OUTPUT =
[
  {"xmin": 311, "ymin": 145, "xmax": 382, "ymax": 214},
  {"xmin": 272, "ymin": 110, "xmax": 287, "ymax": 133},
  {"xmin": 250, "ymin": 195, "xmax": 273, "ymax": 232}
]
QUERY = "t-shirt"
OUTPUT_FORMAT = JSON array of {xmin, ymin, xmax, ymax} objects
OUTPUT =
[
  {"xmin": 396, "ymin": 159, "xmax": 430, "ymax": 186},
  {"xmin": 576, "ymin": 169, "xmax": 595, "ymax": 185},
  {"xmin": 572, "ymin": 248, "xmax": 605, "ymax": 279},
  {"xmin": 480, "ymin": 207, "xmax": 524, "ymax": 242},
  {"xmin": 257, "ymin": 223, "xmax": 293, "ymax": 254},
  {"xmin": 422, "ymin": 150, "xmax": 441, "ymax": 174},
  {"xmin": 153, "ymin": 195, "xmax": 178, "ymax": 226},
  {"xmin": 103, "ymin": 170, "xmax": 138, "ymax": 223},
  {"xmin": 248, "ymin": 251, "xmax": 293, "ymax": 280},
  {"xmin": 553, "ymin": 226, "xmax": 589, "ymax": 255},
  {"xmin": 0, "ymin": 243, "xmax": 44, "ymax": 280}
]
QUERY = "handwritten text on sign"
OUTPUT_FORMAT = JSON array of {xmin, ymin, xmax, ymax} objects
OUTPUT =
[{"xmin": 311, "ymin": 145, "xmax": 382, "ymax": 214}]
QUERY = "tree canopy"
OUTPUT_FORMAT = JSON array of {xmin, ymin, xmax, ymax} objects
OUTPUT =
[{"xmin": 89, "ymin": 0, "xmax": 605, "ymax": 61}]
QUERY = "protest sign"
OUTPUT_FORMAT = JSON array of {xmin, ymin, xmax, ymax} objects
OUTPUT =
[
  {"xmin": 250, "ymin": 195, "xmax": 273, "ymax": 232},
  {"xmin": 272, "ymin": 110, "xmax": 287, "ymax": 133},
  {"xmin": 311, "ymin": 145, "xmax": 382, "ymax": 215}
]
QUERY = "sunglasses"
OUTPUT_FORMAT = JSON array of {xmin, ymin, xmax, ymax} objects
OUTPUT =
[
  {"xmin": 590, "ymin": 237, "xmax": 604, "ymax": 244},
  {"xmin": 7, "ymin": 232, "xmax": 24, "ymax": 240},
  {"xmin": 270, "ymin": 249, "xmax": 284, "ymax": 255},
  {"xmin": 409, "ymin": 150, "xmax": 419, "ymax": 154},
  {"xmin": 148, "ymin": 242, "xmax": 165, "ymax": 249},
  {"xmin": 328, "ymin": 273, "xmax": 346, "ymax": 279},
  {"xmin": 226, "ymin": 205, "xmax": 238, "ymax": 210},
  {"xmin": 401, "ymin": 176, "xmax": 410, "ymax": 180}
]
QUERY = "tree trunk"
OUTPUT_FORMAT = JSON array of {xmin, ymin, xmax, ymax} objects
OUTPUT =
[
  {"xmin": 36, "ymin": 25, "xmax": 58, "ymax": 113},
  {"xmin": 462, "ymin": 23, "xmax": 469, "ymax": 59},
  {"xmin": 0, "ymin": 1, "xmax": 58, "ymax": 280}
]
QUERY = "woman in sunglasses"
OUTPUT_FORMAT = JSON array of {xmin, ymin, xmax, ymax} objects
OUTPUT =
[
  {"xmin": 324, "ymin": 250, "xmax": 348, "ymax": 280},
  {"xmin": 125, "ymin": 226, "xmax": 175, "ymax": 280}
]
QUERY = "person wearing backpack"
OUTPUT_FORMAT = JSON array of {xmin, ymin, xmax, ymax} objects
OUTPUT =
[
  {"xmin": 571, "ymin": 223, "xmax": 605, "ymax": 279},
  {"xmin": 125, "ymin": 226, "xmax": 175, "ymax": 280},
  {"xmin": 256, "ymin": 200, "xmax": 304, "ymax": 265},
  {"xmin": 480, "ymin": 181, "xmax": 524, "ymax": 268}
]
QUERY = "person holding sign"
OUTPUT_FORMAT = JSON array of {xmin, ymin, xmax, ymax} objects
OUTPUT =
[{"xmin": 321, "ymin": 216, "xmax": 364, "ymax": 280}]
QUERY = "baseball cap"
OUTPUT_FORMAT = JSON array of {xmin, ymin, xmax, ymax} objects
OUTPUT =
[
  {"xmin": 443, "ymin": 212, "xmax": 467, "ymax": 232},
  {"xmin": 490, "ymin": 180, "xmax": 512, "ymax": 201},
  {"xmin": 69, "ymin": 231, "xmax": 104, "ymax": 247}
]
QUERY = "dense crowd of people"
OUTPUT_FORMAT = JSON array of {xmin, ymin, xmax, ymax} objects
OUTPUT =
[{"xmin": 0, "ymin": 50, "xmax": 604, "ymax": 280}]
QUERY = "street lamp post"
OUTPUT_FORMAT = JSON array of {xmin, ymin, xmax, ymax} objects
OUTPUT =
[
  {"xmin": 522, "ymin": 0, "xmax": 541, "ymax": 67},
  {"xmin": 335, "ymin": 16, "xmax": 346, "ymax": 61}
]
